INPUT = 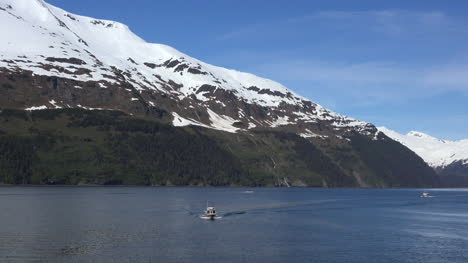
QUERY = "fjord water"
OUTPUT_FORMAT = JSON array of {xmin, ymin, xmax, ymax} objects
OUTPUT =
[{"xmin": 0, "ymin": 187, "xmax": 467, "ymax": 263}]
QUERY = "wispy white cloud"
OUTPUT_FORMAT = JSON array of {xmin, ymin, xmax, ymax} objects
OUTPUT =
[
  {"xmin": 218, "ymin": 10, "xmax": 465, "ymax": 40},
  {"xmin": 252, "ymin": 60, "xmax": 468, "ymax": 105},
  {"xmin": 217, "ymin": 27, "xmax": 260, "ymax": 41},
  {"xmin": 424, "ymin": 66, "xmax": 468, "ymax": 90}
]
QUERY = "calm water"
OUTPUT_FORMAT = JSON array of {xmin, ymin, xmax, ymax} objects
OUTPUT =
[{"xmin": 0, "ymin": 187, "xmax": 467, "ymax": 263}]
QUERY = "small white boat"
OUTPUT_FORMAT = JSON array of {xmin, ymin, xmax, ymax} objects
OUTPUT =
[
  {"xmin": 421, "ymin": 192, "xmax": 430, "ymax": 198},
  {"xmin": 200, "ymin": 202, "xmax": 220, "ymax": 220},
  {"xmin": 204, "ymin": 206, "xmax": 217, "ymax": 220}
]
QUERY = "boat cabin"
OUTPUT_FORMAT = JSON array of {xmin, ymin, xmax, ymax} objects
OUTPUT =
[{"xmin": 205, "ymin": 207, "xmax": 216, "ymax": 217}]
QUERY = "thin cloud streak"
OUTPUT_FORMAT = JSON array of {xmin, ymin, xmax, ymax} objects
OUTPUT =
[
  {"xmin": 218, "ymin": 10, "xmax": 465, "ymax": 40},
  {"xmin": 253, "ymin": 60, "xmax": 468, "ymax": 104}
]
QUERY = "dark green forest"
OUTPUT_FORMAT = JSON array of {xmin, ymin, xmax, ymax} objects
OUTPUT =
[{"xmin": 0, "ymin": 109, "xmax": 444, "ymax": 187}]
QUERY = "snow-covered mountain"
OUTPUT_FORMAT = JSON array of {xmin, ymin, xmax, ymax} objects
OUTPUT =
[
  {"xmin": 378, "ymin": 127, "xmax": 468, "ymax": 172},
  {"xmin": 0, "ymin": 0, "xmax": 374, "ymax": 137},
  {"xmin": 0, "ymin": 0, "xmax": 446, "ymax": 187}
]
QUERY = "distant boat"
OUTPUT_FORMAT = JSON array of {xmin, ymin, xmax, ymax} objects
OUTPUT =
[
  {"xmin": 201, "ymin": 202, "xmax": 218, "ymax": 220},
  {"xmin": 204, "ymin": 206, "xmax": 217, "ymax": 220},
  {"xmin": 421, "ymin": 192, "xmax": 431, "ymax": 198}
]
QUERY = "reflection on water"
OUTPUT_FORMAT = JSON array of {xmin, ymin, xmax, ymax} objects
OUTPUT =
[{"xmin": 0, "ymin": 187, "xmax": 467, "ymax": 263}]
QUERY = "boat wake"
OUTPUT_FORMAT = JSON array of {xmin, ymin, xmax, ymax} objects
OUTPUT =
[
  {"xmin": 200, "ymin": 216, "xmax": 223, "ymax": 220},
  {"xmin": 185, "ymin": 198, "xmax": 349, "ymax": 220},
  {"xmin": 223, "ymin": 211, "xmax": 247, "ymax": 217}
]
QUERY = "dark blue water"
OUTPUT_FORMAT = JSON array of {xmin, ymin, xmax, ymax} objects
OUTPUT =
[{"xmin": 0, "ymin": 187, "xmax": 467, "ymax": 263}]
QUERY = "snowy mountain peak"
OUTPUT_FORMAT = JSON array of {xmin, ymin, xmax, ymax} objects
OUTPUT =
[
  {"xmin": 378, "ymin": 127, "xmax": 468, "ymax": 168},
  {"xmin": 0, "ymin": 0, "xmax": 375, "ymax": 137}
]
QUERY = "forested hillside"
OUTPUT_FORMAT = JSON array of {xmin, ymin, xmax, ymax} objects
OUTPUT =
[{"xmin": 0, "ymin": 109, "xmax": 440, "ymax": 187}]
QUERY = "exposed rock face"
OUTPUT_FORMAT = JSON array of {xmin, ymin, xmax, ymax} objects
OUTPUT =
[
  {"xmin": 0, "ymin": 0, "xmax": 442, "ymax": 187},
  {"xmin": 436, "ymin": 161, "xmax": 468, "ymax": 177}
]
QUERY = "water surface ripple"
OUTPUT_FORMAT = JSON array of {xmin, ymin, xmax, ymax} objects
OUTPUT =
[{"xmin": 0, "ymin": 187, "xmax": 467, "ymax": 263}]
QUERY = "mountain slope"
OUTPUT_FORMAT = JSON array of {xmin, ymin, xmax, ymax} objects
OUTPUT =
[
  {"xmin": 0, "ymin": 0, "xmax": 441, "ymax": 187},
  {"xmin": 0, "ymin": 0, "xmax": 373, "ymax": 135}
]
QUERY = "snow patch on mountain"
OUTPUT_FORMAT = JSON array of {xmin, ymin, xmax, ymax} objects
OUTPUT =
[
  {"xmin": 299, "ymin": 129, "xmax": 328, "ymax": 139},
  {"xmin": 49, "ymin": 99, "xmax": 61, "ymax": 108},
  {"xmin": 172, "ymin": 112, "xmax": 209, "ymax": 129},
  {"xmin": 26, "ymin": 105, "xmax": 48, "ymax": 111},
  {"xmin": 271, "ymin": 116, "xmax": 293, "ymax": 127},
  {"xmin": 378, "ymin": 127, "xmax": 468, "ymax": 168},
  {"xmin": 206, "ymin": 109, "xmax": 240, "ymax": 133}
]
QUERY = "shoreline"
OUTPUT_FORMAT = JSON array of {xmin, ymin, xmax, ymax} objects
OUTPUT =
[{"xmin": 0, "ymin": 184, "xmax": 464, "ymax": 189}]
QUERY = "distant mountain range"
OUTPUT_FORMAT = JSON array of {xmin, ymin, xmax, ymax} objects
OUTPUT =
[
  {"xmin": 378, "ymin": 127, "xmax": 468, "ymax": 184},
  {"xmin": 0, "ymin": 0, "xmax": 459, "ymax": 187}
]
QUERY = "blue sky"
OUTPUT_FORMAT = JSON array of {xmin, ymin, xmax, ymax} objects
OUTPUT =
[{"xmin": 47, "ymin": 0, "xmax": 468, "ymax": 140}]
